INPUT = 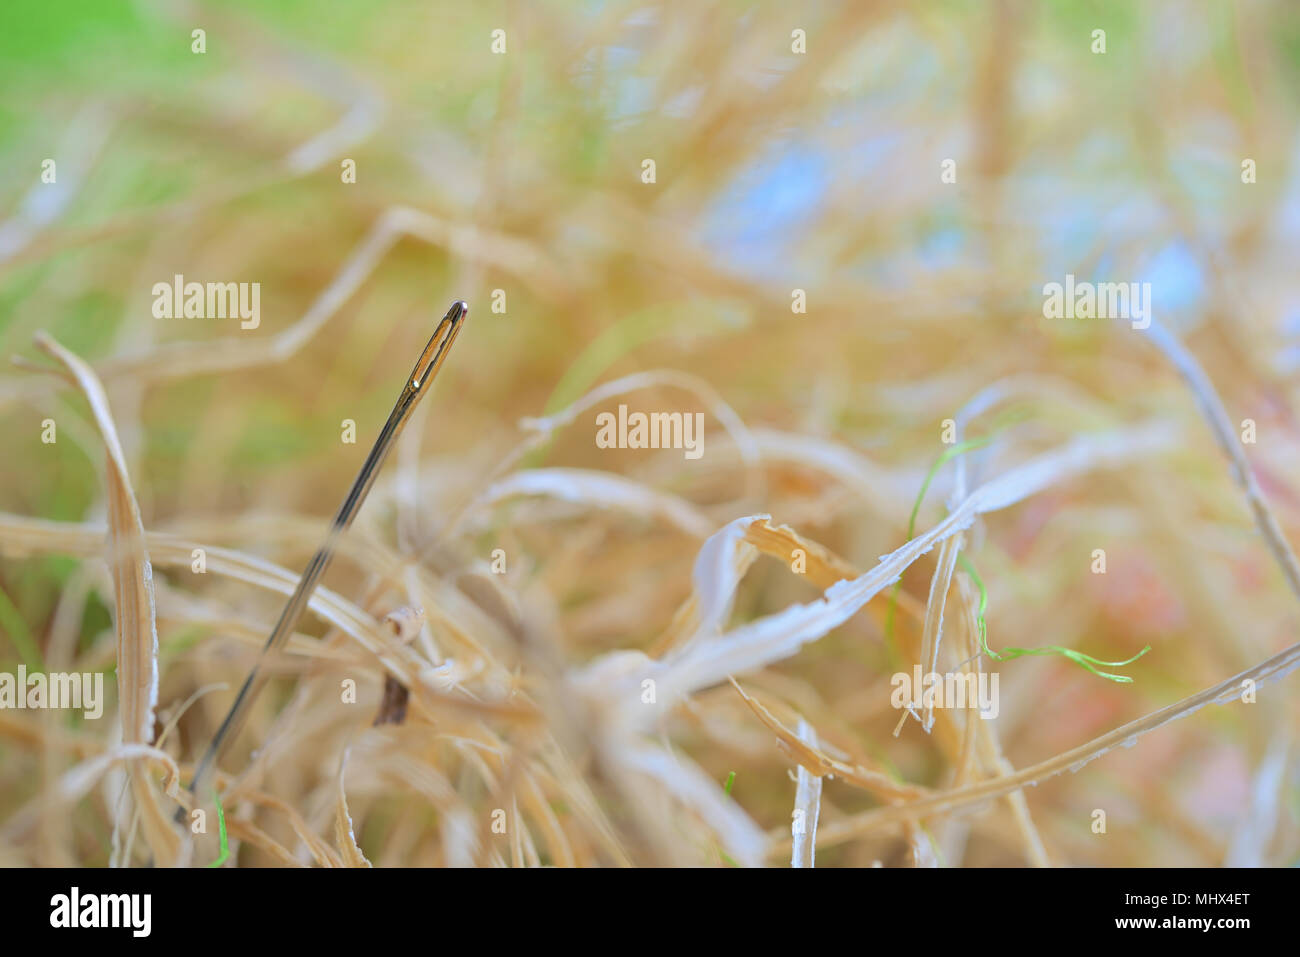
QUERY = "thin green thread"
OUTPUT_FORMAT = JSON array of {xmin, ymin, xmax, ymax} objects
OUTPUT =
[
  {"xmin": 884, "ymin": 435, "xmax": 994, "ymax": 651},
  {"xmin": 888, "ymin": 424, "xmax": 1148, "ymax": 684},
  {"xmin": 957, "ymin": 527, "xmax": 1148, "ymax": 682},
  {"xmin": 714, "ymin": 772, "xmax": 739, "ymax": 866},
  {"xmin": 205, "ymin": 788, "xmax": 229, "ymax": 867}
]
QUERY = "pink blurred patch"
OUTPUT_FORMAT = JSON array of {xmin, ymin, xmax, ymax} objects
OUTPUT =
[
  {"xmin": 1233, "ymin": 553, "xmax": 1266, "ymax": 592},
  {"xmin": 1179, "ymin": 745, "xmax": 1249, "ymax": 821},
  {"xmin": 1003, "ymin": 494, "xmax": 1062, "ymax": 561},
  {"xmin": 1089, "ymin": 553, "xmax": 1186, "ymax": 638}
]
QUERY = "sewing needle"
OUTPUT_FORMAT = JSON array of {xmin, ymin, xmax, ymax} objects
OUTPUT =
[{"xmin": 182, "ymin": 299, "xmax": 468, "ymax": 818}]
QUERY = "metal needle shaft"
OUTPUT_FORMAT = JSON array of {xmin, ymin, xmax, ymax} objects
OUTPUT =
[{"xmin": 183, "ymin": 300, "xmax": 468, "ymax": 814}]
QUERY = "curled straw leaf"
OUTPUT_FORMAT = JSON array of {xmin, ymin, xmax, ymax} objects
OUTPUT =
[
  {"xmin": 456, "ymin": 467, "xmax": 714, "ymax": 540},
  {"xmin": 24, "ymin": 332, "xmax": 180, "ymax": 865},
  {"xmin": 335, "ymin": 748, "xmax": 372, "ymax": 868},
  {"xmin": 729, "ymin": 678, "xmax": 928, "ymax": 804},
  {"xmin": 28, "ymin": 333, "xmax": 159, "ymax": 743}
]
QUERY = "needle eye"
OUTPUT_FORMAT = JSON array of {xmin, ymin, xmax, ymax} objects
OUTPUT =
[{"xmin": 412, "ymin": 300, "xmax": 468, "ymax": 390}]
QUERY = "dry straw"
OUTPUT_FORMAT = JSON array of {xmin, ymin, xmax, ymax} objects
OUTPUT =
[{"xmin": 0, "ymin": 2, "xmax": 1295, "ymax": 868}]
